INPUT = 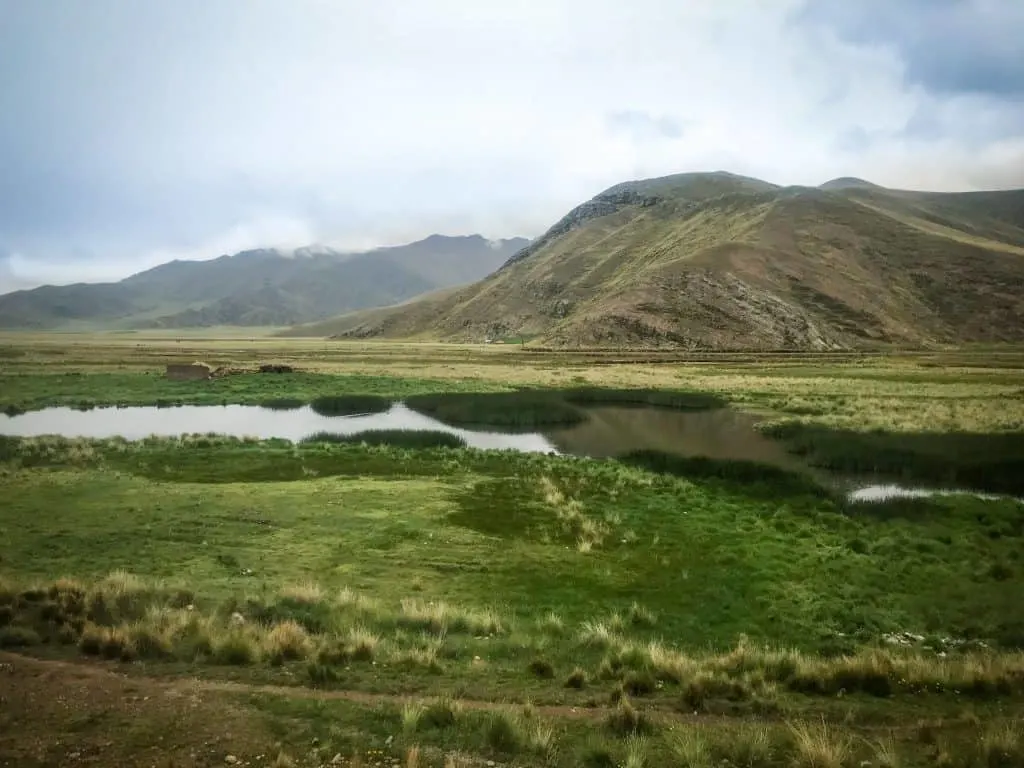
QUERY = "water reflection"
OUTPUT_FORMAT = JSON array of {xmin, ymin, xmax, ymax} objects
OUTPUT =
[
  {"xmin": 2, "ymin": 403, "xmax": 1017, "ymax": 504},
  {"xmin": 0, "ymin": 403, "xmax": 557, "ymax": 452}
]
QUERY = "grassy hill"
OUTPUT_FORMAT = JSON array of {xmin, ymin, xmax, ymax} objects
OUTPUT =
[
  {"xmin": 289, "ymin": 173, "xmax": 1024, "ymax": 349},
  {"xmin": 0, "ymin": 235, "xmax": 529, "ymax": 330}
]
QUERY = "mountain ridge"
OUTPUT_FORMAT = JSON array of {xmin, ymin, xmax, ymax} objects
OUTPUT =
[
  {"xmin": 283, "ymin": 172, "xmax": 1024, "ymax": 349},
  {"xmin": 0, "ymin": 235, "xmax": 529, "ymax": 330}
]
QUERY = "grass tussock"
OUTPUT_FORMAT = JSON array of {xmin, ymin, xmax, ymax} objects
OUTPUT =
[
  {"xmin": 789, "ymin": 721, "xmax": 851, "ymax": 768},
  {"xmin": 278, "ymin": 581, "xmax": 325, "ymax": 605},
  {"xmin": 980, "ymin": 722, "xmax": 1024, "ymax": 767},
  {"xmin": 397, "ymin": 598, "xmax": 503, "ymax": 636},
  {"xmin": 263, "ymin": 620, "xmax": 312, "ymax": 664}
]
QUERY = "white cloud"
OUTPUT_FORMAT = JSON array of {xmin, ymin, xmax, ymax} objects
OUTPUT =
[{"xmin": 1, "ymin": 0, "xmax": 1022, "ymax": 290}]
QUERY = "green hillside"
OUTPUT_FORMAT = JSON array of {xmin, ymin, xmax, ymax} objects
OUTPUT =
[
  {"xmin": 0, "ymin": 236, "xmax": 529, "ymax": 330},
  {"xmin": 289, "ymin": 173, "xmax": 1024, "ymax": 349}
]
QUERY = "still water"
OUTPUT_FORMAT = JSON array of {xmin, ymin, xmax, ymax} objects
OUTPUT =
[
  {"xmin": 0, "ymin": 404, "xmax": 1015, "ymax": 503},
  {"xmin": 0, "ymin": 403, "xmax": 802, "ymax": 463}
]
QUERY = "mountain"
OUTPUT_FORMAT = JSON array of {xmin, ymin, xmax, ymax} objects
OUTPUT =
[
  {"xmin": 284, "ymin": 172, "xmax": 1024, "ymax": 349},
  {"xmin": 0, "ymin": 235, "xmax": 529, "ymax": 329}
]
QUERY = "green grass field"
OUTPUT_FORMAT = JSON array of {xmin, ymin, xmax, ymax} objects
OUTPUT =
[{"xmin": 1, "ymin": 336, "xmax": 1023, "ymax": 766}]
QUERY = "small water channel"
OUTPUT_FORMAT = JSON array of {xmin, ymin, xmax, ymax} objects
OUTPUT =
[{"xmin": 0, "ymin": 403, "xmax": 1015, "ymax": 504}]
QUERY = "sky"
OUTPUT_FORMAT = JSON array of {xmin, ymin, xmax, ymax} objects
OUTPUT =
[{"xmin": 1, "ymin": 0, "xmax": 1022, "ymax": 292}]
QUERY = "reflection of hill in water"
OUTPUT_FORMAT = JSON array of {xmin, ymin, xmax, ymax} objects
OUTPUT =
[{"xmin": 546, "ymin": 407, "xmax": 803, "ymax": 469}]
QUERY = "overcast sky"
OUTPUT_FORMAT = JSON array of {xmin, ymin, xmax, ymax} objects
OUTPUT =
[{"xmin": 1, "ymin": 0, "xmax": 1022, "ymax": 292}]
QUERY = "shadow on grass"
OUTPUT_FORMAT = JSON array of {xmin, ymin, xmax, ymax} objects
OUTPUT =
[
  {"xmin": 763, "ymin": 422, "xmax": 1024, "ymax": 495},
  {"xmin": 301, "ymin": 429, "xmax": 466, "ymax": 449}
]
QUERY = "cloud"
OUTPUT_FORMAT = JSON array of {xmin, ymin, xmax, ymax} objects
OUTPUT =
[{"xmin": 1, "ymin": 0, "xmax": 1022, "ymax": 290}]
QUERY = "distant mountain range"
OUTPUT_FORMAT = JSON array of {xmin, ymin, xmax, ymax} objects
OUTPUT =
[
  {"xmin": 281, "ymin": 172, "xmax": 1024, "ymax": 349},
  {"xmin": 0, "ymin": 235, "xmax": 529, "ymax": 329}
]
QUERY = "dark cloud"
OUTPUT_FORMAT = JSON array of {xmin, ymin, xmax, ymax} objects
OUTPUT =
[{"xmin": 797, "ymin": 0, "xmax": 1024, "ymax": 98}]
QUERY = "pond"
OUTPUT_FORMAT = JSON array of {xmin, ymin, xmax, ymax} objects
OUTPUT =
[{"xmin": 1, "ymin": 403, "xmax": 1016, "ymax": 504}]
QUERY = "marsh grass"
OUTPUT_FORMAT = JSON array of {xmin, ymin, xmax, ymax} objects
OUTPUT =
[
  {"xmin": 618, "ymin": 449, "xmax": 828, "ymax": 497},
  {"xmin": 405, "ymin": 391, "xmax": 586, "ymax": 429},
  {"xmin": 260, "ymin": 398, "xmax": 306, "ymax": 410},
  {"xmin": 309, "ymin": 394, "xmax": 391, "ymax": 417},
  {"xmin": 301, "ymin": 429, "xmax": 466, "ymax": 449},
  {"xmin": 561, "ymin": 387, "xmax": 726, "ymax": 411},
  {"xmin": 764, "ymin": 421, "xmax": 1024, "ymax": 495}
]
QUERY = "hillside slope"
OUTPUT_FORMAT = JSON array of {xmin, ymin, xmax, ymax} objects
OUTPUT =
[
  {"xmin": 292, "ymin": 173, "xmax": 1024, "ymax": 349},
  {"xmin": 0, "ymin": 235, "xmax": 528, "ymax": 330}
]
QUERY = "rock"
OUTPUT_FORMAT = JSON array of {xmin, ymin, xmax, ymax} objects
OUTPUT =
[
  {"xmin": 224, "ymin": 756, "xmax": 238, "ymax": 765},
  {"xmin": 331, "ymin": 754, "xmax": 343, "ymax": 765},
  {"xmin": 230, "ymin": 612, "xmax": 245, "ymax": 626},
  {"xmin": 384, "ymin": 735, "xmax": 393, "ymax": 747}
]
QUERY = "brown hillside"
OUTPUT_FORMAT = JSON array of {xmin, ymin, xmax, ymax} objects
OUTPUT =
[{"xmin": 284, "ymin": 174, "xmax": 1024, "ymax": 349}]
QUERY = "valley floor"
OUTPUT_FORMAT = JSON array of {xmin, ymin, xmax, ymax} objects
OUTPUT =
[{"xmin": 1, "ymin": 335, "xmax": 1023, "ymax": 766}]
